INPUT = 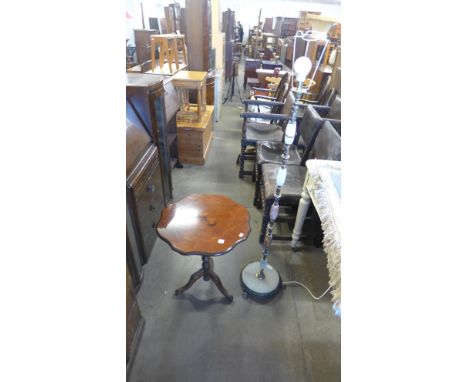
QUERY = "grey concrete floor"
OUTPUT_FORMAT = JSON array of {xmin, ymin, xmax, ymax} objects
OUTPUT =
[{"xmin": 128, "ymin": 62, "xmax": 341, "ymax": 382}]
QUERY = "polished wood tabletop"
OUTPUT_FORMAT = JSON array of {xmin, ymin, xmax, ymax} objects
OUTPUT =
[{"xmin": 157, "ymin": 194, "xmax": 250, "ymax": 256}]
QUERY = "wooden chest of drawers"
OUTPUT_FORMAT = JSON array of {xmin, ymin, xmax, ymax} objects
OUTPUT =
[
  {"xmin": 177, "ymin": 105, "xmax": 214, "ymax": 165},
  {"xmin": 127, "ymin": 145, "xmax": 165, "ymax": 262}
]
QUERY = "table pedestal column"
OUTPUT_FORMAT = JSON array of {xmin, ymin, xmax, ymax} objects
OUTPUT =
[{"xmin": 175, "ymin": 255, "xmax": 233, "ymax": 302}]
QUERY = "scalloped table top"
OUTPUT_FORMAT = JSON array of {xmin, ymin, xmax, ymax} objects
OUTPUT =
[{"xmin": 157, "ymin": 194, "xmax": 250, "ymax": 256}]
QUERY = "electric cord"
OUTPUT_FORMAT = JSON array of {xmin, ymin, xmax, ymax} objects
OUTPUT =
[{"xmin": 283, "ymin": 281, "xmax": 332, "ymax": 300}]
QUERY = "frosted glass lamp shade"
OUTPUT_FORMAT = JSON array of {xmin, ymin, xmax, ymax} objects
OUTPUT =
[{"xmin": 293, "ymin": 56, "xmax": 312, "ymax": 82}]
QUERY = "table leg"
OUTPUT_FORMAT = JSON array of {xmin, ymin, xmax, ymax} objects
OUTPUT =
[
  {"xmin": 208, "ymin": 270, "xmax": 233, "ymax": 302},
  {"xmin": 159, "ymin": 42, "xmax": 165, "ymax": 72},
  {"xmin": 175, "ymin": 255, "xmax": 233, "ymax": 302},
  {"xmin": 151, "ymin": 39, "xmax": 156, "ymax": 72},
  {"xmin": 167, "ymin": 40, "xmax": 174, "ymax": 74},
  {"xmin": 197, "ymin": 88, "xmax": 202, "ymax": 120},
  {"xmin": 291, "ymin": 179, "xmax": 311, "ymax": 249},
  {"xmin": 175, "ymin": 268, "xmax": 204, "ymax": 295},
  {"xmin": 171, "ymin": 38, "xmax": 179, "ymax": 70}
]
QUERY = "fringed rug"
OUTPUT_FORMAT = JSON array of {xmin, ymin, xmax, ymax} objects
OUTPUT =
[{"xmin": 306, "ymin": 159, "xmax": 341, "ymax": 315}]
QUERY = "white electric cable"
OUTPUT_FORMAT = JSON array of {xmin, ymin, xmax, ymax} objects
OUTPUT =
[{"xmin": 283, "ymin": 281, "xmax": 332, "ymax": 300}]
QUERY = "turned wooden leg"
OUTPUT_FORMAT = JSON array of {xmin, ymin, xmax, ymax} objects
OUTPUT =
[
  {"xmin": 239, "ymin": 144, "xmax": 246, "ymax": 179},
  {"xmin": 201, "ymin": 81, "xmax": 206, "ymax": 112},
  {"xmin": 158, "ymin": 43, "xmax": 165, "ymax": 72},
  {"xmin": 171, "ymin": 38, "xmax": 179, "ymax": 70},
  {"xmin": 197, "ymin": 88, "xmax": 202, "ymax": 120},
  {"xmin": 151, "ymin": 40, "xmax": 156, "ymax": 72},
  {"xmin": 208, "ymin": 270, "xmax": 233, "ymax": 302},
  {"xmin": 291, "ymin": 176, "xmax": 311, "ymax": 249},
  {"xmin": 175, "ymin": 268, "xmax": 204, "ymax": 295},
  {"xmin": 167, "ymin": 41, "xmax": 175, "ymax": 73}
]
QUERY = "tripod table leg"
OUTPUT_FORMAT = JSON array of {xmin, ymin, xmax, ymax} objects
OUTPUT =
[
  {"xmin": 208, "ymin": 270, "xmax": 233, "ymax": 302},
  {"xmin": 175, "ymin": 268, "xmax": 204, "ymax": 296}
]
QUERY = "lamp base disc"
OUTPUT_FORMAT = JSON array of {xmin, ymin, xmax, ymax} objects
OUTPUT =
[{"xmin": 240, "ymin": 261, "xmax": 282, "ymax": 298}]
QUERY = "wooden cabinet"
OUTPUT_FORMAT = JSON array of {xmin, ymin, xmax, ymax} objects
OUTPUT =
[
  {"xmin": 126, "ymin": 118, "xmax": 167, "ymax": 263},
  {"xmin": 127, "ymin": 145, "xmax": 165, "ymax": 261},
  {"xmin": 274, "ymin": 17, "xmax": 298, "ymax": 38},
  {"xmin": 126, "ymin": 73, "xmax": 176, "ymax": 204},
  {"xmin": 177, "ymin": 105, "xmax": 214, "ymax": 165},
  {"xmin": 185, "ymin": 0, "xmax": 212, "ymax": 71},
  {"xmin": 127, "ymin": 265, "xmax": 144, "ymax": 372},
  {"xmin": 134, "ymin": 29, "xmax": 159, "ymax": 64}
]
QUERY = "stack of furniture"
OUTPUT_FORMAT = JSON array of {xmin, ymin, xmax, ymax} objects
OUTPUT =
[
  {"xmin": 185, "ymin": 0, "xmax": 213, "ymax": 72},
  {"xmin": 299, "ymin": 14, "xmax": 340, "ymax": 33},
  {"xmin": 148, "ymin": 17, "xmax": 160, "ymax": 32},
  {"xmin": 126, "ymin": 73, "xmax": 178, "ymax": 205},
  {"xmin": 172, "ymin": 71, "xmax": 207, "ymax": 122},
  {"xmin": 261, "ymin": 33, "xmax": 280, "ymax": 60},
  {"xmin": 297, "ymin": 10, "xmax": 322, "ymax": 31},
  {"xmin": 263, "ymin": 17, "xmax": 274, "ymax": 33},
  {"xmin": 164, "ymin": 3, "xmax": 181, "ymax": 33},
  {"xmin": 243, "ymin": 58, "xmax": 262, "ymax": 90},
  {"xmin": 160, "ymin": 18, "xmax": 168, "ymax": 34},
  {"xmin": 274, "ymin": 17, "xmax": 298, "ymax": 38},
  {"xmin": 134, "ymin": 29, "xmax": 160, "ymax": 64},
  {"xmin": 172, "ymin": 71, "xmax": 214, "ymax": 165}
]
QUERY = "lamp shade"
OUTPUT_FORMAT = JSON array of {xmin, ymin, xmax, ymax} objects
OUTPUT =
[{"xmin": 293, "ymin": 56, "xmax": 312, "ymax": 82}]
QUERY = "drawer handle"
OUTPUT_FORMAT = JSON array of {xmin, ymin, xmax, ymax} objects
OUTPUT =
[
  {"xmin": 152, "ymin": 222, "xmax": 156, "ymax": 229},
  {"xmin": 147, "ymin": 184, "xmax": 156, "ymax": 193},
  {"xmin": 149, "ymin": 205, "xmax": 155, "ymax": 211}
]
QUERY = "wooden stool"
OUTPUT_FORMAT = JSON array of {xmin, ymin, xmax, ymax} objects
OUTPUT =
[
  {"xmin": 157, "ymin": 194, "xmax": 251, "ymax": 302},
  {"xmin": 150, "ymin": 34, "xmax": 187, "ymax": 74},
  {"xmin": 172, "ymin": 70, "xmax": 207, "ymax": 122}
]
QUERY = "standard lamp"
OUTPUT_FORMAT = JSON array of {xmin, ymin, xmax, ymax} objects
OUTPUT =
[{"xmin": 240, "ymin": 56, "xmax": 313, "ymax": 299}]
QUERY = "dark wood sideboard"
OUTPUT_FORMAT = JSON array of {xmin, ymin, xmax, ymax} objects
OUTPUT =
[
  {"xmin": 126, "ymin": 73, "xmax": 179, "ymax": 203},
  {"xmin": 126, "ymin": 73, "xmax": 182, "ymax": 266},
  {"xmin": 126, "ymin": 119, "xmax": 166, "ymax": 264}
]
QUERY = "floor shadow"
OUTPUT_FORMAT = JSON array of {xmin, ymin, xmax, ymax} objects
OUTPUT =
[{"xmin": 173, "ymin": 293, "xmax": 233, "ymax": 310}]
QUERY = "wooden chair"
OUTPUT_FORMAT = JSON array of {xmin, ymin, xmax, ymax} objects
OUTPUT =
[
  {"xmin": 238, "ymin": 86, "xmax": 294, "ymax": 180},
  {"xmin": 258, "ymin": 120, "xmax": 341, "ymax": 243},
  {"xmin": 243, "ymin": 58, "xmax": 262, "ymax": 90},
  {"xmin": 253, "ymin": 105, "xmax": 334, "ymax": 208},
  {"xmin": 251, "ymin": 72, "xmax": 290, "ymax": 114}
]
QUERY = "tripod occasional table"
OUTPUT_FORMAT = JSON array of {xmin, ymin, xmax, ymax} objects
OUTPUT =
[{"xmin": 156, "ymin": 194, "xmax": 250, "ymax": 302}]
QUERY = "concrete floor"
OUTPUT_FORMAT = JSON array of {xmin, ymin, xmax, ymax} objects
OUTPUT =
[{"xmin": 128, "ymin": 63, "xmax": 341, "ymax": 382}]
